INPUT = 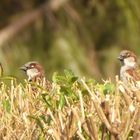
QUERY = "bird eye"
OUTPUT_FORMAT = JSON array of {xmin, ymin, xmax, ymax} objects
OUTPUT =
[
  {"xmin": 31, "ymin": 65, "xmax": 34, "ymax": 68},
  {"xmin": 126, "ymin": 53, "xmax": 130, "ymax": 57}
]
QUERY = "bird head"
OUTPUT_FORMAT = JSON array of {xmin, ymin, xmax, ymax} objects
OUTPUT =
[
  {"xmin": 20, "ymin": 61, "xmax": 45, "ymax": 81},
  {"xmin": 118, "ymin": 50, "xmax": 137, "ymax": 68}
]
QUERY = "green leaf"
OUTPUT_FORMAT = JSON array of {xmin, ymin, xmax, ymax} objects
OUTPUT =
[
  {"xmin": 36, "ymin": 118, "xmax": 44, "ymax": 131},
  {"xmin": 39, "ymin": 115, "xmax": 48, "ymax": 124},
  {"xmin": 64, "ymin": 69, "xmax": 74, "ymax": 79},
  {"xmin": 60, "ymin": 86, "xmax": 78, "ymax": 102},
  {"xmin": 52, "ymin": 72, "xmax": 66, "ymax": 84},
  {"xmin": 64, "ymin": 69, "xmax": 78, "ymax": 83},
  {"xmin": 2, "ymin": 99, "xmax": 11, "ymax": 113},
  {"xmin": 60, "ymin": 86, "xmax": 71, "ymax": 95},
  {"xmin": 46, "ymin": 115, "xmax": 52, "ymax": 125},
  {"xmin": 58, "ymin": 93, "xmax": 65, "ymax": 109},
  {"xmin": 103, "ymin": 83, "xmax": 115, "ymax": 95},
  {"xmin": 52, "ymin": 72, "xmax": 59, "ymax": 82},
  {"xmin": 41, "ymin": 94, "xmax": 52, "ymax": 108},
  {"xmin": 70, "ymin": 76, "xmax": 78, "ymax": 83},
  {"xmin": 39, "ymin": 115, "xmax": 52, "ymax": 125},
  {"xmin": 38, "ymin": 134, "xmax": 45, "ymax": 140},
  {"xmin": 28, "ymin": 116, "xmax": 44, "ymax": 132}
]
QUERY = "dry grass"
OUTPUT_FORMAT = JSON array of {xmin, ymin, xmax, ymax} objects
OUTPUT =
[{"xmin": 0, "ymin": 71, "xmax": 140, "ymax": 140}]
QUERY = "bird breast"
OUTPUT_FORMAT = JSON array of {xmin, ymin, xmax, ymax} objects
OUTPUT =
[
  {"xmin": 120, "ymin": 65, "xmax": 135, "ymax": 83},
  {"xmin": 120, "ymin": 66, "xmax": 129, "ymax": 83}
]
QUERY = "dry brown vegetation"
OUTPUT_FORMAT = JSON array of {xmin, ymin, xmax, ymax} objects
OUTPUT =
[{"xmin": 0, "ymin": 70, "xmax": 140, "ymax": 140}]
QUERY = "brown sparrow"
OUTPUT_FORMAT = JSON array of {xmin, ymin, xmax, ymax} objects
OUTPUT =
[
  {"xmin": 118, "ymin": 50, "xmax": 140, "ymax": 88},
  {"xmin": 20, "ymin": 61, "xmax": 51, "ymax": 90}
]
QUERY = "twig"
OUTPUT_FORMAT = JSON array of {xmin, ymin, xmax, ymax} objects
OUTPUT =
[{"xmin": 81, "ymin": 79, "xmax": 119, "ymax": 136}]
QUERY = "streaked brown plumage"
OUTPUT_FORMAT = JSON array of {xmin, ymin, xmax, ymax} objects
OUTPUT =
[{"xmin": 118, "ymin": 50, "xmax": 140, "ymax": 89}]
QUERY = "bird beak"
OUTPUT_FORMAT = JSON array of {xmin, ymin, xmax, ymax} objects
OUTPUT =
[
  {"xmin": 19, "ymin": 65, "xmax": 27, "ymax": 71},
  {"xmin": 117, "ymin": 55, "xmax": 123, "ymax": 61}
]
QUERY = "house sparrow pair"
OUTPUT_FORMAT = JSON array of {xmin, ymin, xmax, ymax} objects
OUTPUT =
[
  {"xmin": 19, "ymin": 50, "xmax": 140, "ymax": 91},
  {"xmin": 118, "ymin": 50, "xmax": 140, "ymax": 89},
  {"xmin": 20, "ymin": 61, "xmax": 52, "ymax": 90}
]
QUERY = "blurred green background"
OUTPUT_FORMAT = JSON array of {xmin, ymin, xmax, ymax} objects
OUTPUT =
[{"xmin": 0, "ymin": 0, "xmax": 140, "ymax": 81}]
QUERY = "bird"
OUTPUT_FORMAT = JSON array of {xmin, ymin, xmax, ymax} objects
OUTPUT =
[
  {"xmin": 118, "ymin": 50, "xmax": 140, "ymax": 89},
  {"xmin": 20, "ymin": 61, "xmax": 52, "ymax": 91},
  {"xmin": 118, "ymin": 50, "xmax": 140, "ymax": 113}
]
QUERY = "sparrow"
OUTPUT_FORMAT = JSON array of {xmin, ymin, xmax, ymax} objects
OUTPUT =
[
  {"xmin": 118, "ymin": 50, "xmax": 140, "ymax": 136},
  {"xmin": 20, "ymin": 61, "xmax": 52, "ymax": 91},
  {"xmin": 118, "ymin": 50, "xmax": 140, "ymax": 88}
]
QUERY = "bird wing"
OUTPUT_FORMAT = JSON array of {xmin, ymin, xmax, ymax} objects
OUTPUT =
[
  {"xmin": 125, "ymin": 67, "xmax": 140, "ymax": 89},
  {"xmin": 126, "ymin": 67, "xmax": 140, "ymax": 81}
]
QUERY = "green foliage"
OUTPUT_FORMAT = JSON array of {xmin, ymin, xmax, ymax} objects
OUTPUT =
[
  {"xmin": 2, "ymin": 99, "xmax": 11, "ymax": 113},
  {"xmin": 0, "ymin": 70, "xmax": 139, "ymax": 139},
  {"xmin": 103, "ymin": 82, "xmax": 115, "ymax": 95},
  {"xmin": 53, "ymin": 69, "xmax": 79, "ymax": 104}
]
